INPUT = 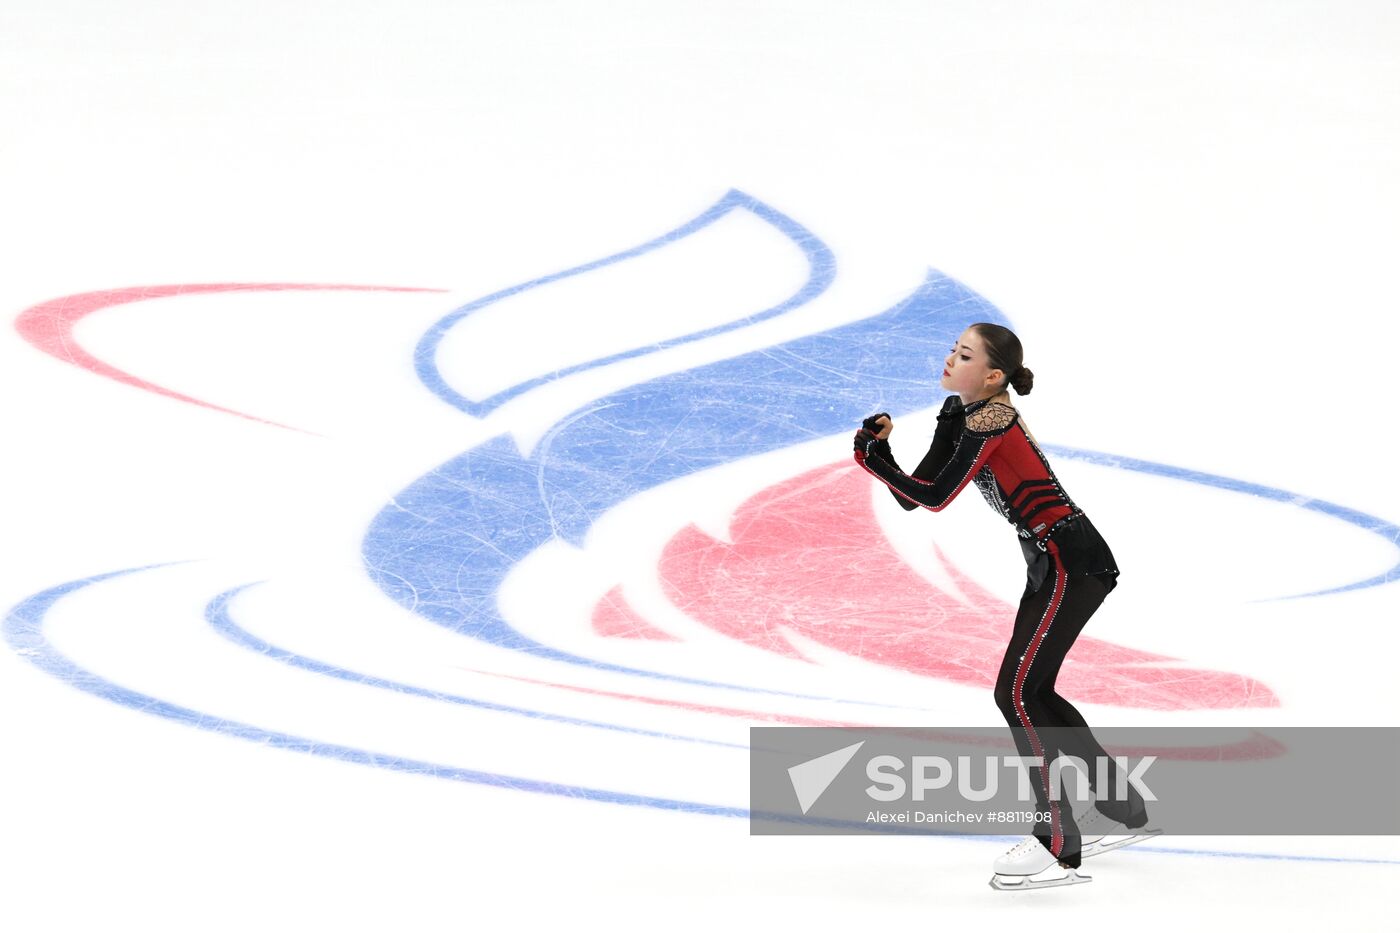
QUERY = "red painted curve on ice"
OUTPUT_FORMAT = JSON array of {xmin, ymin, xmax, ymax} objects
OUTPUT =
[
  {"xmin": 13, "ymin": 283, "xmax": 447, "ymax": 433},
  {"xmin": 652, "ymin": 462, "xmax": 1278, "ymax": 711},
  {"xmin": 456, "ymin": 665, "xmax": 861, "ymax": 726},
  {"xmin": 457, "ymin": 665, "xmax": 1285, "ymax": 759}
]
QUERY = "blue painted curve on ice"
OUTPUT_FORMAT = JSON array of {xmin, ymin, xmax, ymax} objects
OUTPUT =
[
  {"xmin": 414, "ymin": 188, "xmax": 836, "ymax": 418},
  {"xmin": 205, "ymin": 581, "xmax": 750, "ymax": 749},
  {"xmin": 369, "ymin": 268, "xmax": 993, "ymax": 690},
  {"xmin": 374, "ymin": 261, "xmax": 1400, "ymax": 695},
  {"xmin": 6, "ymin": 566, "xmax": 1399, "ymax": 866},
  {"xmin": 1042, "ymin": 447, "xmax": 1400, "ymax": 599}
]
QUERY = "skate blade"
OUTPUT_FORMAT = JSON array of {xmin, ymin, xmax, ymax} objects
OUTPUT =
[
  {"xmin": 1081, "ymin": 827, "xmax": 1163, "ymax": 859},
  {"xmin": 988, "ymin": 867, "xmax": 1092, "ymax": 891}
]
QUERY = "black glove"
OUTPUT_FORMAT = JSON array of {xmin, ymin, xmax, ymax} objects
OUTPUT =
[
  {"xmin": 855, "ymin": 411, "xmax": 892, "ymax": 462},
  {"xmin": 853, "ymin": 427, "xmax": 881, "ymax": 460}
]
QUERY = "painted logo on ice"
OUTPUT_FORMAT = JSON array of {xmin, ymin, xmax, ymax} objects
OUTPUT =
[{"xmin": 9, "ymin": 190, "xmax": 1400, "ymax": 828}]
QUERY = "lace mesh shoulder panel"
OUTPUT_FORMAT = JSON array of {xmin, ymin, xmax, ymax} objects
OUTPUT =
[{"xmin": 964, "ymin": 402, "xmax": 1017, "ymax": 435}]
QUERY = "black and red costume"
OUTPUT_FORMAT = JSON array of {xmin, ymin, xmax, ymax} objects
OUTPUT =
[{"xmin": 853, "ymin": 395, "xmax": 1147, "ymax": 867}]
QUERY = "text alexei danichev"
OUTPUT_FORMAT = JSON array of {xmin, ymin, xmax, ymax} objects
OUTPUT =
[{"xmin": 866, "ymin": 810, "xmax": 1051, "ymax": 824}]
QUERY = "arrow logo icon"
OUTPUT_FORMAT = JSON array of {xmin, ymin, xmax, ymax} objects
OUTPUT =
[{"xmin": 787, "ymin": 741, "xmax": 865, "ymax": 814}]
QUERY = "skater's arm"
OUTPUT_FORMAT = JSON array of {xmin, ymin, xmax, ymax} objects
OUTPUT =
[
  {"xmin": 884, "ymin": 396, "xmax": 965, "ymax": 511},
  {"xmin": 858, "ymin": 413, "xmax": 922, "ymax": 512},
  {"xmin": 855, "ymin": 402, "xmax": 1015, "ymax": 511},
  {"xmin": 892, "ymin": 436, "xmax": 958, "ymax": 511}
]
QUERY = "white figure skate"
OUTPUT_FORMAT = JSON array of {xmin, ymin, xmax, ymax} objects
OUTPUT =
[
  {"xmin": 1078, "ymin": 806, "xmax": 1163, "ymax": 859},
  {"xmin": 988, "ymin": 836, "xmax": 1091, "ymax": 891}
]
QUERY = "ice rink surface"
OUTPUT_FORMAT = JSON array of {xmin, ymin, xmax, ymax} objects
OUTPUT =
[{"xmin": 3, "ymin": 1, "xmax": 1398, "ymax": 929}]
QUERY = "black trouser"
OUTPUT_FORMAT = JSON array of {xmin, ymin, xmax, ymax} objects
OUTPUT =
[{"xmin": 993, "ymin": 549, "xmax": 1147, "ymax": 868}]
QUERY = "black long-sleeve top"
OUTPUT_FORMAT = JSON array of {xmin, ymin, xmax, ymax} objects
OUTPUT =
[{"xmin": 856, "ymin": 395, "xmax": 1120, "ymax": 592}]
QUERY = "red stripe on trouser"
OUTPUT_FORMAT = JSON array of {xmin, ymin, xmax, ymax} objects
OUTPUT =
[{"xmin": 1013, "ymin": 545, "xmax": 1067, "ymax": 857}]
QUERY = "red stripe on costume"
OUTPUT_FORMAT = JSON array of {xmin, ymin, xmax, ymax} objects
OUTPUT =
[
  {"xmin": 1012, "ymin": 543, "xmax": 1068, "ymax": 857},
  {"xmin": 854, "ymin": 437, "xmax": 989, "ymax": 511}
]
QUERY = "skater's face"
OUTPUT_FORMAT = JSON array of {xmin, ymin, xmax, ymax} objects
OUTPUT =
[{"xmin": 939, "ymin": 328, "xmax": 1006, "ymax": 400}]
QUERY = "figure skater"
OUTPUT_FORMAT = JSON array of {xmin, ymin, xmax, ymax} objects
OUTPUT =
[{"xmin": 851, "ymin": 322, "xmax": 1160, "ymax": 890}]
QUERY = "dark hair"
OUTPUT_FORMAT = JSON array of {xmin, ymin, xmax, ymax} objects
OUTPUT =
[{"xmin": 970, "ymin": 322, "xmax": 1034, "ymax": 395}]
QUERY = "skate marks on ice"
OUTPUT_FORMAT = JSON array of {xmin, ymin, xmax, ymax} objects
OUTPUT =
[{"xmin": 8, "ymin": 193, "xmax": 1400, "ymax": 855}]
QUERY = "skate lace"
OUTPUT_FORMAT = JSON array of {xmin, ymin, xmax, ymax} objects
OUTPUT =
[
  {"xmin": 1081, "ymin": 808, "xmax": 1132, "ymax": 833},
  {"xmin": 1010, "ymin": 837, "xmax": 1040, "ymax": 856},
  {"xmin": 1079, "ymin": 809, "xmax": 1109, "ymax": 832}
]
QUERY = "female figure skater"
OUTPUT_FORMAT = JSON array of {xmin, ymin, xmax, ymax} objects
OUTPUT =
[{"xmin": 851, "ymin": 323, "xmax": 1158, "ymax": 890}]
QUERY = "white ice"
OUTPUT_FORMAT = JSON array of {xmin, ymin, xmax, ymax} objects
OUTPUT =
[{"xmin": 2, "ymin": 1, "xmax": 1398, "ymax": 929}]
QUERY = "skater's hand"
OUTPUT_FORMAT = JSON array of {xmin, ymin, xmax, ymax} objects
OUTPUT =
[
  {"xmin": 862, "ymin": 412, "xmax": 893, "ymax": 440},
  {"xmin": 856, "ymin": 412, "xmax": 895, "ymax": 464},
  {"xmin": 853, "ymin": 427, "xmax": 883, "ymax": 461}
]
